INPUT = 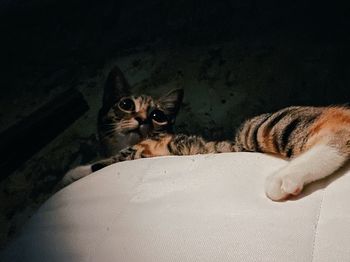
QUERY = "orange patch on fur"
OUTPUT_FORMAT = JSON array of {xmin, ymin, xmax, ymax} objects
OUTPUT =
[
  {"xmin": 136, "ymin": 135, "xmax": 173, "ymax": 158},
  {"xmin": 310, "ymin": 107, "xmax": 350, "ymax": 135},
  {"xmin": 307, "ymin": 107, "xmax": 350, "ymax": 148},
  {"xmin": 136, "ymin": 110, "xmax": 148, "ymax": 121},
  {"xmin": 259, "ymin": 128, "xmax": 278, "ymax": 154}
]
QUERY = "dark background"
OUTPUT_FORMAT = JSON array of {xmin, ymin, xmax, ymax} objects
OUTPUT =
[
  {"xmin": 1, "ymin": 0, "xmax": 350, "ymax": 109},
  {"xmin": 0, "ymin": 0, "xmax": 350, "ymax": 247}
]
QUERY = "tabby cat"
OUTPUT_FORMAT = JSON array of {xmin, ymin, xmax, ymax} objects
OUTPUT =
[
  {"xmin": 62, "ymin": 66, "xmax": 183, "ymax": 186},
  {"xmin": 97, "ymin": 66, "xmax": 183, "ymax": 157},
  {"xmin": 69, "ymin": 105, "xmax": 350, "ymax": 201}
]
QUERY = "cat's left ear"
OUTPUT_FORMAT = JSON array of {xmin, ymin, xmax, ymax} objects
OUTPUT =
[
  {"xmin": 158, "ymin": 88, "xmax": 184, "ymax": 117},
  {"xmin": 102, "ymin": 66, "xmax": 131, "ymax": 111}
]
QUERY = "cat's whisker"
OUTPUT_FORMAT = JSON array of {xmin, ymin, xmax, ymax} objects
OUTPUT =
[
  {"xmin": 104, "ymin": 127, "xmax": 120, "ymax": 136},
  {"xmin": 104, "ymin": 123, "xmax": 118, "ymax": 127},
  {"xmin": 103, "ymin": 126, "xmax": 117, "ymax": 131},
  {"xmin": 120, "ymin": 123, "xmax": 138, "ymax": 127}
]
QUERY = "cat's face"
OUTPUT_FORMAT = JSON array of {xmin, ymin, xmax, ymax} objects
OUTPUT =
[
  {"xmin": 98, "ymin": 66, "xmax": 183, "ymax": 156},
  {"xmin": 110, "ymin": 89, "xmax": 183, "ymax": 137}
]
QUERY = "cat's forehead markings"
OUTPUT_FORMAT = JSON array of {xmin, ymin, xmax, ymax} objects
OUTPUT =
[
  {"xmin": 134, "ymin": 95, "xmax": 152, "ymax": 112},
  {"xmin": 134, "ymin": 96, "xmax": 146, "ymax": 112}
]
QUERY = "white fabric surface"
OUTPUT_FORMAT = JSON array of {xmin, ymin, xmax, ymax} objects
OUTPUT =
[{"xmin": 2, "ymin": 153, "xmax": 350, "ymax": 262}]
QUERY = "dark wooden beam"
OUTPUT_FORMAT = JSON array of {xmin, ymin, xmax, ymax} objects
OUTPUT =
[{"xmin": 0, "ymin": 88, "xmax": 89, "ymax": 180}]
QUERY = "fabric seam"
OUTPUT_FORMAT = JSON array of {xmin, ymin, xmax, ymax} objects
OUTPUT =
[{"xmin": 311, "ymin": 188, "xmax": 326, "ymax": 262}]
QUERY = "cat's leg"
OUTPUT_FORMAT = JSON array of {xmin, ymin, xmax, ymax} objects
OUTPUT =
[
  {"xmin": 265, "ymin": 143, "xmax": 349, "ymax": 201},
  {"xmin": 91, "ymin": 147, "xmax": 137, "ymax": 171},
  {"xmin": 61, "ymin": 147, "xmax": 137, "ymax": 186},
  {"xmin": 61, "ymin": 165, "xmax": 93, "ymax": 186},
  {"xmin": 61, "ymin": 134, "xmax": 199, "ymax": 186},
  {"xmin": 61, "ymin": 134, "xmax": 174, "ymax": 186}
]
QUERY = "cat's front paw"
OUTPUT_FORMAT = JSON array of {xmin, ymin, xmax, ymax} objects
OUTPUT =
[
  {"xmin": 265, "ymin": 172, "xmax": 304, "ymax": 201},
  {"xmin": 281, "ymin": 175, "xmax": 303, "ymax": 196},
  {"xmin": 118, "ymin": 147, "xmax": 137, "ymax": 160},
  {"xmin": 265, "ymin": 174, "xmax": 289, "ymax": 201},
  {"xmin": 61, "ymin": 165, "xmax": 92, "ymax": 186}
]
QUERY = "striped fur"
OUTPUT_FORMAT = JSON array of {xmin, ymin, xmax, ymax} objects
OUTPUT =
[
  {"xmin": 64, "ymin": 106, "xmax": 350, "ymax": 201},
  {"xmin": 96, "ymin": 106, "xmax": 349, "ymax": 160},
  {"xmin": 234, "ymin": 106, "xmax": 324, "ymax": 158}
]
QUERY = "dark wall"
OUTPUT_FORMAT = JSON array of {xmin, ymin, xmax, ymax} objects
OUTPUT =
[
  {"xmin": 2, "ymin": 1, "xmax": 350, "ymax": 88},
  {"xmin": 1, "ymin": 0, "xmax": 350, "ymax": 130}
]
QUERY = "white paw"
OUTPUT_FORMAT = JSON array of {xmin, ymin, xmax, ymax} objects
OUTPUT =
[
  {"xmin": 265, "ymin": 172, "xmax": 304, "ymax": 201},
  {"xmin": 265, "ymin": 173, "xmax": 289, "ymax": 201},
  {"xmin": 61, "ymin": 165, "xmax": 92, "ymax": 187},
  {"xmin": 281, "ymin": 175, "xmax": 303, "ymax": 196}
]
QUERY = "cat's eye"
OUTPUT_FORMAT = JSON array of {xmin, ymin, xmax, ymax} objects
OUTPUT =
[
  {"xmin": 118, "ymin": 97, "xmax": 135, "ymax": 112},
  {"xmin": 150, "ymin": 109, "xmax": 168, "ymax": 124}
]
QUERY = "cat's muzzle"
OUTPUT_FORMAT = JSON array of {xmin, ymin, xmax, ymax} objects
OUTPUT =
[{"xmin": 139, "ymin": 124, "xmax": 150, "ymax": 137}]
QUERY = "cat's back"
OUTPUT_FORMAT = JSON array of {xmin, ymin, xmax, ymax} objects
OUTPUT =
[{"xmin": 234, "ymin": 105, "xmax": 350, "ymax": 156}]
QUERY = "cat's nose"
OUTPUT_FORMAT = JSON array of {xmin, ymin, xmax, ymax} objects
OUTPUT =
[
  {"xmin": 135, "ymin": 117, "xmax": 146, "ymax": 125},
  {"xmin": 136, "ymin": 110, "xmax": 148, "ymax": 122},
  {"xmin": 139, "ymin": 124, "xmax": 150, "ymax": 137}
]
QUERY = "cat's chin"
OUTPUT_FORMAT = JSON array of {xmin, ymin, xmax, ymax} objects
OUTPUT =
[
  {"xmin": 139, "ymin": 124, "xmax": 150, "ymax": 137},
  {"xmin": 125, "ymin": 132, "xmax": 142, "ymax": 145}
]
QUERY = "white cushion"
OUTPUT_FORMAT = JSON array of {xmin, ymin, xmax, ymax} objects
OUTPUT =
[{"xmin": 2, "ymin": 153, "xmax": 350, "ymax": 262}]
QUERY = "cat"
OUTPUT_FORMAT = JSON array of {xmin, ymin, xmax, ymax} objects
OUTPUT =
[
  {"xmin": 80, "ymin": 105, "xmax": 350, "ymax": 201},
  {"xmin": 97, "ymin": 66, "xmax": 183, "ymax": 157},
  {"xmin": 62, "ymin": 66, "xmax": 184, "ymax": 186}
]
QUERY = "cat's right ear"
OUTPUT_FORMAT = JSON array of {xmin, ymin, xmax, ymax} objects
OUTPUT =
[
  {"xmin": 102, "ymin": 66, "xmax": 131, "ymax": 110},
  {"xmin": 158, "ymin": 88, "xmax": 184, "ymax": 116}
]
